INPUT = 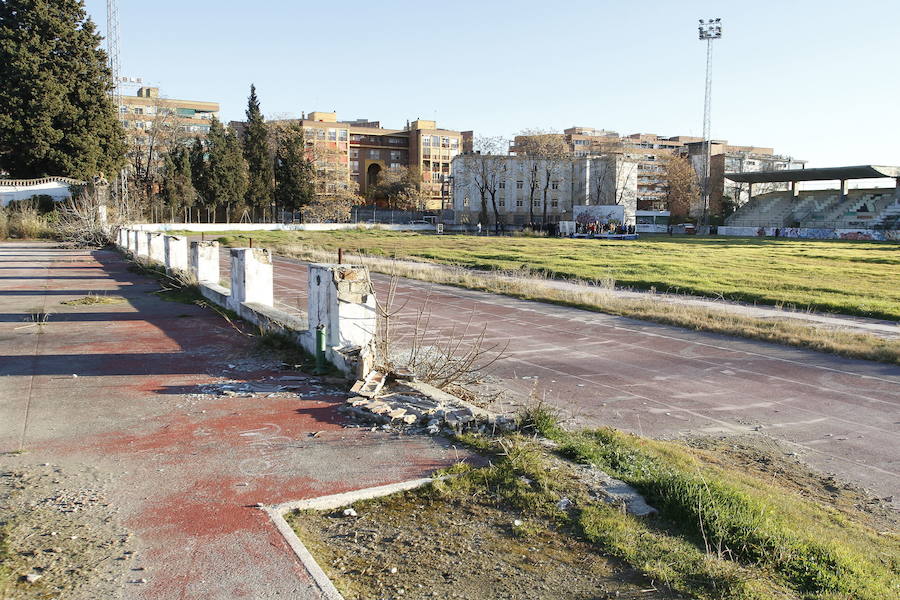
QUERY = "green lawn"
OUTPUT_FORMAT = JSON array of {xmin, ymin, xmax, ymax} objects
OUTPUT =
[{"xmin": 206, "ymin": 230, "xmax": 900, "ymax": 321}]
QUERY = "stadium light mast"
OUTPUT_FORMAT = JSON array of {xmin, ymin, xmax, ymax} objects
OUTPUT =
[
  {"xmin": 106, "ymin": 0, "xmax": 128, "ymax": 210},
  {"xmin": 698, "ymin": 17, "xmax": 722, "ymax": 229}
]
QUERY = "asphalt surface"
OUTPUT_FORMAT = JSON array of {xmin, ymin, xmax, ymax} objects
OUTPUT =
[
  {"xmin": 0, "ymin": 242, "xmax": 465, "ymax": 599},
  {"xmin": 220, "ymin": 249, "xmax": 900, "ymax": 504}
]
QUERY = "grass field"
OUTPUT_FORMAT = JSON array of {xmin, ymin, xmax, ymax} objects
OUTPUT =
[{"xmin": 207, "ymin": 230, "xmax": 900, "ymax": 321}]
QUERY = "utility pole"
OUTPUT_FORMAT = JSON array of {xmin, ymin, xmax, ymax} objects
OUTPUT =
[{"xmin": 698, "ymin": 18, "xmax": 722, "ymax": 229}]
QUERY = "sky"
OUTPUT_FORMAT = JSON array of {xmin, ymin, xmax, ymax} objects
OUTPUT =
[{"xmin": 83, "ymin": 0, "xmax": 900, "ymax": 171}]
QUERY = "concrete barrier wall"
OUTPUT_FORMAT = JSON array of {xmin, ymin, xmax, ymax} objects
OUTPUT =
[
  {"xmin": 128, "ymin": 222, "xmax": 435, "ymax": 233},
  {"xmin": 115, "ymin": 230, "xmax": 376, "ymax": 377},
  {"xmin": 717, "ymin": 226, "xmax": 900, "ymax": 241}
]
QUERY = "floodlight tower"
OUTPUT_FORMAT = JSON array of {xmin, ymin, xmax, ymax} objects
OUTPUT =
[
  {"xmin": 698, "ymin": 17, "xmax": 722, "ymax": 228},
  {"xmin": 106, "ymin": 0, "xmax": 128, "ymax": 209}
]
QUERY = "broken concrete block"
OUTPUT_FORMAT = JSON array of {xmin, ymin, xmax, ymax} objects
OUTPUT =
[
  {"xmin": 401, "ymin": 414, "xmax": 418, "ymax": 425},
  {"xmin": 387, "ymin": 408, "xmax": 408, "ymax": 420}
]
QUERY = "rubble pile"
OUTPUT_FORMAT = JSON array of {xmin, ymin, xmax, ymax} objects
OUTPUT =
[{"xmin": 339, "ymin": 383, "xmax": 517, "ymax": 434}]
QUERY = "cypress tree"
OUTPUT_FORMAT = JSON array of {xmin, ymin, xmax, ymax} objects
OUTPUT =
[
  {"xmin": 206, "ymin": 118, "xmax": 248, "ymax": 223},
  {"xmin": 242, "ymin": 84, "xmax": 273, "ymax": 219},
  {"xmin": 274, "ymin": 122, "xmax": 315, "ymax": 214},
  {"xmin": 0, "ymin": 0, "xmax": 125, "ymax": 179}
]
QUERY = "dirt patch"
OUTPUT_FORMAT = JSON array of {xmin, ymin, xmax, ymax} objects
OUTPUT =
[
  {"xmin": 290, "ymin": 491, "xmax": 679, "ymax": 600},
  {"xmin": 59, "ymin": 295, "xmax": 126, "ymax": 306},
  {"xmin": 683, "ymin": 434, "xmax": 899, "ymax": 532},
  {"xmin": 0, "ymin": 462, "xmax": 136, "ymax": 599}
]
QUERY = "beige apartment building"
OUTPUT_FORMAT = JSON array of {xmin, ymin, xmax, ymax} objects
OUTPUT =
[
  {"xmin": 290, "ymin": 112, "xmax": 471, "ymax": 210},
  {"xmin": 119, "ymin": 87, "xmax": 219, "ymax": 144}
]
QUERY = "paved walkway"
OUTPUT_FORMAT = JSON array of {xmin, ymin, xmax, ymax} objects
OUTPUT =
[
  {"xmin": 0, "ymin": 242, "xmax": 462, "ymax": 599},
  {"xmin": 231, "ymin": 251, "xmax": 900, "ymax": 505}
]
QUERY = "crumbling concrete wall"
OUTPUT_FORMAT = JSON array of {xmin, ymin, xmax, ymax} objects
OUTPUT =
[
  {"xmin": 147, "ymin": 232, "xmax": 165, "ymax": 265},
  {"xmin": 229, "ymin": 248, "xmax": 274, "ymax": 314},
  {"xmin": 164, "ymin": 235, "xmax": 188, "ymax": 273},
  {"xmin": 307, "ymin": 264, "xmax": 377, "ymax": 378},
  {"xmin": 115, "ymin": 231, "xmax": 377, "ymax": 379},
  {"xmin": 191, "ymin": 241, "xmax": 219, "ymax": 284}
]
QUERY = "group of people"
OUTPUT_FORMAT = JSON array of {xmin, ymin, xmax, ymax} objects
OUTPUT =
[{"xmin": 575, "ymin": 221, "xmax": 635, "ymax": 235}]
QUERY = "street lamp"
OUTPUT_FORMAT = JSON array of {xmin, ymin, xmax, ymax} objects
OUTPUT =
[{"xmin": 698, "ymin": 17, "xmax": 722, "ymax": 229}]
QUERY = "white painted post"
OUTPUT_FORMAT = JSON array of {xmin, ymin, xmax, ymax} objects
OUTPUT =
[
  {"xmin": 307, "ymin": 264, "xmax": 376, "ymax": 351},
  {"xmin": 147, "ymin": 232, "xmax": 165, "ymax": 264},
  {"xmin": 191, "ymin": 241, "xmax": 220, "ymax": 284},
  {"xmin": 164, "ymin": 235, "xmax": 188, "ymax": 273},
  {"xmin": 229, "ymin": 248, "xmax": 274, "ymax": 312},
  {"xmin": 135, "ymin": 230, "xmax": 149, "ymax": 257}
]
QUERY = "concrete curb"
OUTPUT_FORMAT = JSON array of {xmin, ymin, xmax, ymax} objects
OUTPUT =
[{"xmin": 262, "ymin": 477, "xmax": 436, "ymax": 600}]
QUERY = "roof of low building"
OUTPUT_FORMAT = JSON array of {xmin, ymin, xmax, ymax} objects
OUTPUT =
[{"xmin": 725, "ymin": 165, "xmax": 900, "ymax": 183}]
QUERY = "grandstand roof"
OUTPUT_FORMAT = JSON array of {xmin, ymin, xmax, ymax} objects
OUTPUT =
[{"xmin": 725, "ymin": 165, "xmax": 900, "ymax": 184}]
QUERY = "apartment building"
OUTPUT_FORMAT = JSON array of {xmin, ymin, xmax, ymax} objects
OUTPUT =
[
  {"xmin": 683, "ymin": 141, "xmax": 806, "ymax": 215},
  {"xmin": 119, "ymin": 87, "xmax": 219, "ymax": 144},
  {"xmin": 287, "ymin": 112, "xmax": 470, "ymax": 210},
  {"xmin": 513, "ymin": 129, "xmax": 703, "ymax": 211},
  {"xmin": 514, "ymin": 128, "xmax": 801, "ymax": 217},
  {"xmin": 451, "ymin": 154, "xmax": 637, "ymax": 226}
]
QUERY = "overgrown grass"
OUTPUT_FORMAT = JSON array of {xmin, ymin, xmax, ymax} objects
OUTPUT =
[
  {"xmin": 523, "ymin": 423, "xmax": 900, "ymax": 600},
  {"xmin": 60, "ymin": 293, "xmax": 126, "ymax": 306},
  {"xmin": 423, "ymin": 437, "xmax": 788, "ymax": 599},
  {"xmin": 0, "ymin": 202, "xmax": 55, "ymax": 240},
  {"xmin": 0, "ymin": 524, "xmax": 10, "ymax": 597},
  {"xmin": 191, "ymin": 230, "xmax": 900, "ymax": 321}
]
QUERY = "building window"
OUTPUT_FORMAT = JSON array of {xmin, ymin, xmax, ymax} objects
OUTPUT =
[
  {"xmin": 499, "ymin": 198, "xmax": 505, "ymax": 207},
  {"xmin": 338, "ymin": 130, "xmax": 348, "ymax": 141},
  {"xmin": 390, "ymin": 151, "xmax": 402, "ymax": 161},
  {"xmin": 516, "ymin": 199, "xmax": 523, "ymax": 207},
  {"xmin": 533, "ymin": 200, "xmax": 540, "ymax": 207},
  {"xmin": 463, "ymin": 196, "xmax": 469, "ymax": 207},
  {"xmin": 551, "ymin": 181, "xmax": 559, "ymax": 190},
  {"xmin": 516, "ymin": 180, "xmax": 523, "ymax": 189},
  {"xmin": 390, "ymin": 162, "xmax": 402, "ymax": 170},
  {"xmin": 350, "ymin": 148, "xmax": 358, "ymax": 159},
  {"xmin": 350, "ymin": 160, "xmax": 359, "ymax": 172},
  {"xmin": 499, "ymin": 181, "xmax": 505, "ymax": 189},
  {"xmin": 369, "ymin": 149, "xmax": 380, "ymax": 159},
  {"xmin": 551, "ymin": 199, "xmax": 559, "ymax": 207}
]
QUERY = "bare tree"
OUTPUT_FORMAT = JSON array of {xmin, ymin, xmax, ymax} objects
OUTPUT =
[
  {"xmin": 124, "ymin": 96, "xmax": 191, "ymax": 219},
  {"xmin": 663, "ymin": 153, "xmax": 701, "ymax": 218},
  {"xmin": 460, "ymin": 136, "xmax": 508, "ymax": 232},
  {"xmin": 369, "ymin": 165, "xmax": 428, "ymax": 210},
  {"xmin": 514, "ymin": 132, "xmax": 568, "ymax": 226}
]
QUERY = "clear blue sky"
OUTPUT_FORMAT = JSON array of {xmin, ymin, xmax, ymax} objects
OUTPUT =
[{"xmin": 83, "ymin": 0, "xmax": 900, "ymax": 169}]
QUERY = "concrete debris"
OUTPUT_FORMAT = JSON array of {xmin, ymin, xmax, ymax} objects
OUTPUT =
[
  {"xmin": 351, "ymin": 370, "xmax": 386, "ymax": 398},
  {"xmin": 580, "ymin": 466, "xmax": 657, "ymax": 517},
  {"xmin": 339, "ymin": 383, "xmax": 517, "ymax": 434},
  {"xmin": 513, "ymin": 519, "xmax": 523, "ymax": 527},
  {"xmin": 342, "ymin": 508, "xmax": 358, "ymax": 517},
  {"xmin": 24, "ymin": 573, "xmax": 42, "ymax": 584}
]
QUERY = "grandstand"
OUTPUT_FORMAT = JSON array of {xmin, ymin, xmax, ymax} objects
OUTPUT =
[{"xmin": 725, "ymin": 165, "xmax": 900, "ymax": 231}]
